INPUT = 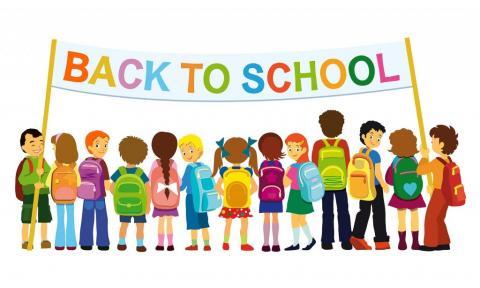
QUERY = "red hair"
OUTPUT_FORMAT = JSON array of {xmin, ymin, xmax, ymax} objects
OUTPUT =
[
  {"xmin": 85, "ymin": 130, "xmax": 110, "ymax": 152},
  {"xmin": 285, "ymin": 133, "xmax": 309, "ymax": 163}
]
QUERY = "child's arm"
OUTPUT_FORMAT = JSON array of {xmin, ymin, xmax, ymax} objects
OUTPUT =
[
  {"xmin": 18, "ymin": 160, "xmax": 39, "ymax": 186},
  {"xmin": 311, "ymin": 141, "xmax": 320, "ymax": 167},
  {"xmin": 251, "ymin": 177, "xmax": 258, "ymax": 194},
  {"xmin": 180, "ymin": 165, "xmax": 190, "ymax": 191},
  {"xmin": 215, "ymin": 178, "xmax": 224, "ymax": 196},
  {"xmin": 375, "ymin": 163, "xmax": 389, "ymax": 192},
  {"xmin": 44, "ymin": 162, "xmax": 56, "ymax": 188},
  {"xmin": 283, "ymin": 167, "xmax": 292, "ymax": 187},
  {"xmin": 74, "ymin": 166, "xmax": 81, "ymax": 187}
]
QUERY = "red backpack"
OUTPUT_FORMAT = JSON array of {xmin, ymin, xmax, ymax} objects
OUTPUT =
[
  {"xmin": 437, "ymin": 157, "xmax": 465, "ymax": 207},
  {"xmin": 15, "ymin": 158, "xmax": 33, "ymax": 201}
]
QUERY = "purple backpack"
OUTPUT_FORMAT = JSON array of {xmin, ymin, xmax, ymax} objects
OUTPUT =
[
  {"xmin": 78, "ymin": 158, "xmax": 105, "ymax": 200},
  {"xmin": 259, "ymin": 160, "xmax": 285, "ymax": 202}
]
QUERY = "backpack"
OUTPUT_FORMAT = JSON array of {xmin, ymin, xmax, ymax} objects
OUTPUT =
[
  {"xmin": 317, "ymin": 139, "xmax": 347, "ymax": 191},
  {"xmin": 392, "ymin": 157, "xmax": 423, "ymax": 200},
  {"xmin": 15, "ymin": 158, "xmax": 34, "ymax": 201},
  {"xmin": 51, "ymin": 161, "xmax": 78, "ymax": 204},
  {"xmin": 259, "ymin": 160, "xmax": 285, "ymax": 202},
  {"xmin": 151, "ymin": 160, "xmax": 180, "ymax": 210},
  {"xmin": 223, "ymin": 167, "xmax": 251, "ymax": 208},
  {"xmin": 297, "ymin": 162, "xmax": 325, "ymax": 202},
  {"xmin": 113, "ymin": 167, "xmax": 147, "ymax": 216},
  {"xmin": 437, "ymin": 157, "xmax": 466, "ymax": 207},
  {"xmin": 78, "ymin": 158, "xmax": 105, "ymax": 200},
  {"xmin": 348, "ymin": 148, "xmax": 376, "ymax": 201},
  {"xmin": 190, "ymin": 162, "xmax": 222, "ymax": 213}
]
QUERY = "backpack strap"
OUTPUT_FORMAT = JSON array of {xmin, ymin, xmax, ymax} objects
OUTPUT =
[
  {"xmin": 333, "ymin": 138, "xmax": 341, "ymax": 147},
  {"xmin": 134, "ymin": 167, "xmax": 143, "ymax": 177},
  {"xmin": 118, "ymin": 166, "xmax": 127, "ymax": 176},
  {"xmin": 392, "ymin": 156, "xmax": 401, "ymax": 172},
  {"xmin": 322, "ymin": 139, "xmax": 330, "ymax": 147},
  {"xmin": 436, "ymin": 157, "xmax": 448, "ymax": 166},
  {"xmin": 26, "ymin": 158, "xmax": 34, "ymax": 173}
]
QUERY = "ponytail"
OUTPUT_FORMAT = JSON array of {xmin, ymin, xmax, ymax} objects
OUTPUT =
[
  {"xmin": 212, "ymin": 147, "xmax": 223, "ymax": 176},
  {"xmin": 159, "ymin": 158, "xmax": 171, "ymax": 198},
  {"xmin": 248, "ymin": 147, "xmax": 259, "ymax": 176}
]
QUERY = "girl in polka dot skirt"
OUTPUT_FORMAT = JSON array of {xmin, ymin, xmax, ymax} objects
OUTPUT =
[{"xmin": 212, "ymin": 137, "xmax": 259, "ymax": 251}]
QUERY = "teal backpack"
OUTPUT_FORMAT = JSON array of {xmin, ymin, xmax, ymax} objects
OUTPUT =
[
  {"xmin": 317, "ymin": 139, "xmax": 347, "ymax": 190},
  {"xmin": 392, "ymin": 157, "xmax": 423, "ymax": 200},
  {"xmin": 113, "ymin": 167, "xmax": 147, "ymax": 216}
]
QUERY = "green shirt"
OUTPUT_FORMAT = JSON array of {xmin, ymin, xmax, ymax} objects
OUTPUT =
[{"xmin": 18, "ymin": 156, "xmax": 51, "ymax": 195}]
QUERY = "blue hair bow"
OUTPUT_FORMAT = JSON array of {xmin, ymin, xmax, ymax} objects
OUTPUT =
[
  {"xmin": 216, "ymin": 138, "xmax": 230, "ymax": 158},
  {"xmin": 242, "ymin": 137, "xmax": 257, "ymax": 157}
]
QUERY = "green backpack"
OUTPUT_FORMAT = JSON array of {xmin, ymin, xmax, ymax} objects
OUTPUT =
[
  {"xmin": 317, "ymin": 139, "xmax": 347, "ymax": 190},
  {"xmin": 113, "ymin": 167, "xmax": 147, "ymax": 216},
  {"xmin": 392, "ymin": 157, "xmax": 423, "ymax": 200}
]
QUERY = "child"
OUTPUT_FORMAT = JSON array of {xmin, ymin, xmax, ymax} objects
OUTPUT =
[
  {"xmin": 212, "ymin": 137, "xmax": 259, "ymax": 251},
  {"xmin": 417, "ymin": 125, "xmax": 460, "ymax": 251},
  {"xmin": 17, "ymin": 128, "xmax": 52, "ymax": 249},
  {"xmin": 79, "ymin": 130, "xmax": 111, "ymax": 251},
  {"xmin": 148, "ymin": 132, "xmax": 180, "ymax": 251},
  {"xmin": 386, "ymin": 129, "xmax": 426, "ymax": 250},
  {"xmin": 46, "ymin": 133, "xmax": 81, "ymax": 250},
  {"xmin": 350, "ymin": 121, "xmax": 390, "ymax": 250},
  {"xmin": 110, "ymin": 136, "xmax": 151, "ymax": 252},
  {"xmin": 312, "ymin": 110, "xmax": 352, "ymax": 250},
  {"xmin": 258, "ymin": 132, "xmax": 285, "ymax": 252},
  {"xmin": 284, "ymin": 133, "xmax": 317, "ymax": 251},
  {"xmin": 179, "ymin": 134, "xmax": 212, "ymax": 251}
]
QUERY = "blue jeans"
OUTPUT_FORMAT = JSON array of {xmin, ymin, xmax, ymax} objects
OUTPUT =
[
  {"xmin": 80, "ymin": 198, "xmax": 110, "ymax": 247},
  {"xmin": 55, "ymin": 204, "xmax": 77, "ymax": 247},
  {"xmin": 321, "ymin": 189, "xmax": 352, "ymax": 243}
]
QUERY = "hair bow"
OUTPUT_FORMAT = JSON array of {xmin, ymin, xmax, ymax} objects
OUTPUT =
[
  {"xmin": 216, "ymin": 138, "xmax": 230, "ymax": 158},
  {"xmin": 242, "ymin": 137, "xmax": 257, "ymax": 157}
]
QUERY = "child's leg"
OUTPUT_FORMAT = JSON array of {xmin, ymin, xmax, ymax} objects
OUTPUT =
[
  {"xmin": 167, "ymin": 216, "xmax": 173, "ymax": 246},
  {"xmin": 55, "ymin": 204, "xmax": 66, "ymax": 247},
  {"xmin": 240, "ymin": 218, "xmax": 249, "ymax": 244},
  {"xmin": 191, "ymin": 230, "xmax": 198, "ymax": 246},
  {"xmin": 136, "ymin": 223, "xmax": 145, "ymax": 247},
  {"xmin": 41, "ymin": 223, "xmax": 48, "ymax": 242},
  {"xmin": 397, "ymin": 209, "xmax": 407, "ymax": 232},
  {"xmin": 263, "ymin": 213, "xmax": 271, "ymax": 246},
  {"xmin": 411, "ymin": 209, "xmax": 419, "ymax": 232},
  {"xmin": 291, "ymin": 214, "xmax": 300, "ymax": 245},
  {"xmin": 272, "ymin": 213, "xmax": 280, "ymax": 246},
  {"xmin": 300, "ymin": 215, "xmax": 313, "ymax": 243},
  {"xmin": 157, "ymin": 217, "xmax": 165, "ymax": 246},
  {"xmin": 22, "ymin": 224, "xmax": 29, "ymax": 243},
  {"xmin": 65, "ymin": 204, "xmax": 77, "ymax": 247},
  {"xmin": 224, "ymin": 218, "xmax": 232, "ymax": 244},
  {"xmin": 119, "ymin": 222, "xmax": 128, "ymax": 245},
  {"xmin": 201, "ymin": 228, "xmax": 210, "ymax": 246}
]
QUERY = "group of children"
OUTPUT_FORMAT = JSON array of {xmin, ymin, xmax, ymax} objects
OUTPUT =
[{"xmin": 16, "ymin": 110, "xmax": 464, "ymax": 253}]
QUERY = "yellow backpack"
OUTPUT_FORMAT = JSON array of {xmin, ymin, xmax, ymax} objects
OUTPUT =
[
  {"xmin": 347, "ymin": 148, "xmax": 376, "ymax": 201},
  {"xmin": 223, "ymin": 167, "xmax": 251, "ymax": 208}
]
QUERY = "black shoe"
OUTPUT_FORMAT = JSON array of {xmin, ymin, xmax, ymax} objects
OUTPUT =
[
  {"xmin": 117, "ymin": 244, "xmax": 127, "ymax": 251},
  {"xmin": 156, "ymin": 245, "xmax": 164, "ymax": 251},
  {"xmin": 436, "ymin": 244, "xmax": 450, "ymax": 251},
  {"xmin": 341, "ymin": 241, "xmax": 353, "ymax": 250},
  {"xmin": 284, "ymin": 244, "xmax": 300, "ymax": 251},
  {"xmin": 262, "ymin": 245, "xmax": 271, "ymax": 252},
  {"xmin": 81, "ymin": 246, "xmax": 92, "ymax": 251},
  {"xmin": 272, "ymin": 245, "xmax": 281, "ymax": 252},
  {"xmin": 302, "ymin": 238, "xmax": 317, "ymax": 250},
  {"xmin": 419, "ymin": 245, "xmax": 436, "ymax": 251},
  {"xmin": 321, "ymin": 242, "xmax": 333, "ymax": 250},
  {"xmin": 98, "ymin": 246, "xmax": 109, "ymax": 251},
  {"xmin": 167, "ymin": 245, "xmax": 175, "ymax": 251}
]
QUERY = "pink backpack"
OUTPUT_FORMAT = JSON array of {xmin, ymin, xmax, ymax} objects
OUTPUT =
[{"xmin": 150, "ymin": 159, "xmax": 180, "ymax": 210}]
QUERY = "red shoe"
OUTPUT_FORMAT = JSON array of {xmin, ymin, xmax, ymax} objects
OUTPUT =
[
  {"xmin": 350, "ymin": 236, "xmax": 372, "ymax": 250},
  {"xmin": 222, "ymin": 243, "xmax": 229, "ymax": 251},
  {"xmin": 185, "ymin": 245, "xmax": 198, "ymax": 251},
  {"xmin": 241, "ymin": 244, "xmax": 254, "ymax": 251},
  {"xmin": 204, "ymin": 245, "xmax": 212, "ymax": 251},
  {"xmin": 375, "ymin": 241, "xmax": 391, "ymax": 250}
]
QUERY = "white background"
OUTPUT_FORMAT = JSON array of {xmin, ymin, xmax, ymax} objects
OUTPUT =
[{"xmin": 0, "ymin": 1, "xmax": 479, "ymax": 287}]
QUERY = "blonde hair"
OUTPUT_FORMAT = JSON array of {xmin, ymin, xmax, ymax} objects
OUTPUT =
[{"xmin": 178, "ymin": 134, "xmax": 203, "ymax": 152}]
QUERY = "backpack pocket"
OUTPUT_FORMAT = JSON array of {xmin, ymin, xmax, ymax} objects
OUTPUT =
[
  {"xmin": 201, "ymin": 191, "xmax": 222, "ymax": 212},
  {"xmin": 226, "ymin": 182, "xmax": 249, "ymax": 208},
  {"xmin": 349, "ymin": 172, "xmax": 369, "ymax": 199}
]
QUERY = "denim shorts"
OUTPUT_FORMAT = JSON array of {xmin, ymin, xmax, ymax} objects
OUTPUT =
[{"xmin": 119, "ymin": 215, "xmax": 146, "ymax": 223}]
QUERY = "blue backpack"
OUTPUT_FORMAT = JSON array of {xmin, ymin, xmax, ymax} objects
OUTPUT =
[
  {"xmin": 296, "ymin": 162, "xmax": 325, "ymax": 202},
  {"xmin": 190, "ymin": 163, "xmax": 222, "ymax": 213}
]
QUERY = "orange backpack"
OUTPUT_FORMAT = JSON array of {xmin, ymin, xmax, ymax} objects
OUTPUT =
[{"xmin": 51, "ymin": 162, "xmax": 78, "ymax": 204}]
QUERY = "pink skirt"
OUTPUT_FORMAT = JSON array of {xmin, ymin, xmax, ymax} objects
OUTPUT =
[{"xmin": 388, "ymin": 194, "xmax": 426, "ymax": 209}]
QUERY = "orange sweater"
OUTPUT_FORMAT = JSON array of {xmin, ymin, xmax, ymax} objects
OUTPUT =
[{"xmin": 417, "ymin": 158, "xmax": 446, "ymax": 190}]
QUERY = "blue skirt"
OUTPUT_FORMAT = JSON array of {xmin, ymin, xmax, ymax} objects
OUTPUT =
[
  {"xmin": 185, "ymin": 194, "xmax": 209, "ymax": 230},
  {"xmin": 259, "ymin": 201, "xmax": 283, "ymax": 213}
]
